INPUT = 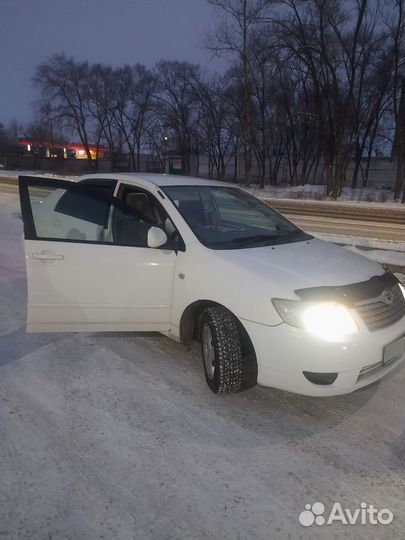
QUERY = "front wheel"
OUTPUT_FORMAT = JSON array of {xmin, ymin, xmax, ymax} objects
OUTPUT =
[{"xmin": 200, "ymin": 306, "xmax": 244, "ymax": 393}]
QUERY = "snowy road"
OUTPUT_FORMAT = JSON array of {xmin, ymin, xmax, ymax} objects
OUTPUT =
[
  {"xmin": 0, "ymin": 192, "xmax": 404, "ymax": 540},
  {"xmin": 286, "ymin": 213, "xmax": 404, "ymax": 242}
]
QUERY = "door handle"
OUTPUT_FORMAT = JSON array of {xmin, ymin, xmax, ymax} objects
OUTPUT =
[{"xmin": 30, "ymin": 251, "xmax": 65, "ymax": 261}]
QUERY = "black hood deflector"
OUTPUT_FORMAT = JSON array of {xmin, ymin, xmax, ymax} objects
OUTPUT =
[{"xmin": 295, "ymin": 272, "xmax": 399, "ymax": 305}]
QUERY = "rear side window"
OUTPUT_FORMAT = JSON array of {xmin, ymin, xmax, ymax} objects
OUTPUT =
[
  {"xmin": 54, "ymin": 190, "xmax": 110, "ymax": 227},
  {"xmin": 54, "ymin": 179, "xmax": 117, "ymax": 225},
  {"xmin": 29, "ymin": 185, "xmax": 111, "ymax": 241},
  {"xmin": 21, "ymin": 178, "xmax": 160, "ymax": 248}
]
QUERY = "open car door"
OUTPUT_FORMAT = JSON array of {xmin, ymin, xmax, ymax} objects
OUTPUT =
[{"xmin": 19, "ymin": 176, "xmax": 176, "ymax": 332}]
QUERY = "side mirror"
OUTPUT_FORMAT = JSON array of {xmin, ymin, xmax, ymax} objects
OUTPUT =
[{"xmin": 147, "ymin": 226, "xmax": 168, "ymax": 248}]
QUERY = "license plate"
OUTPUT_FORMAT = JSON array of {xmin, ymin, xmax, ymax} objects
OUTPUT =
[{"xmin": 383, "ymin": 335, "xmax": 405, "ymax": 366}]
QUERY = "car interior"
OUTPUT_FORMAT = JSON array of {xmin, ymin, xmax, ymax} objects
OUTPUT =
[{"xmin": 113, "ymin": 185, "xmax": 177, "ymax": 247}]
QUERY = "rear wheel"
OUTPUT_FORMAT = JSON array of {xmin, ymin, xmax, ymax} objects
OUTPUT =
[{"xmin": 200, "ymin": 306, "xmax": 243, "ymax": 393}]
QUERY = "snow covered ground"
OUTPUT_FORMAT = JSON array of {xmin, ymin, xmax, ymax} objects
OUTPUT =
[
  {"xmin": 0, "ymin": 190, "xmax": 404, "ymax": 540},
  {"xmin": 245, "ymin": 183, "xmax": 402, "ymax": 204},
  {"xmin": 0, "ymin": 169, "xmax": 76, "ymax": 180}
]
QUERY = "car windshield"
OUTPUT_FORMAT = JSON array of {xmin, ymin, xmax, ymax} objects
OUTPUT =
[{"xmin": 162, "ymin": 185, "xmax": 310, "ymax": 249}]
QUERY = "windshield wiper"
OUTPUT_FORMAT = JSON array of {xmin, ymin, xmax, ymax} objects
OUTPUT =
[
  {"xmin": 230, "ymin": 230, "xmax": 308, "ymax": 247},
  {"xmin": 230, "ymin": 234, "xmax": 282, "ymax": 246}
]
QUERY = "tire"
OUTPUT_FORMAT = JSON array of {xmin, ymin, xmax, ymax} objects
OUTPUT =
[{"xmin": 199, "ymin": 306, "xmax": 243, "ymax": 393}]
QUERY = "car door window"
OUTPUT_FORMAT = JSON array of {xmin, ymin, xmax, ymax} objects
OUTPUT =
[
  {"xmin": 21, "ymin": 178, "xmax": 155, "ymax": 247},
  {"xmin": 114, "ymin": 184, "xmax": 183, "ymax": 249},
  {"xmin": 117, "ymin": 185, "xmax": 168, "ymax": 229}
]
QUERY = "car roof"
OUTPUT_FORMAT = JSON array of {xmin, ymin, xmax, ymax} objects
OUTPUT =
[{"xmin": 80, "ymin": 172, "xmax": 235, "ymax": 189}]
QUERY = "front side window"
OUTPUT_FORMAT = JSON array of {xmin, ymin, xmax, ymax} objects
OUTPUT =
[
  {"xmin": 163, "ymin": 185, "xmax": 309, "ymax": 249},
  {"xmin": 24, "ymin": 181, "xmax": 156, "ymax": 247}
]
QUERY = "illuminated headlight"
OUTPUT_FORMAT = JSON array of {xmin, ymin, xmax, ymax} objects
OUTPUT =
[{"xmin": 272, "ymin": 298, "xmax": 358, "ymax": 340}]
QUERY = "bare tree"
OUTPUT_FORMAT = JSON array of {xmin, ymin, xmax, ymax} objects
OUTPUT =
[
  {"xmin": 191, "ymin": 73, "xmax": 235, "ymax": 179},
  {"xmin": 269, "ymin": 0, "xmax": 398, "ymax": 197},
  {"xmin": 154, "ymin": 61, "xmax": 200, "ymax": 175},
  {"xmin": 33, "ymin": 54, "xmax": 97, "ymax": 166},
  {"xmin": 110, "ymin": 65, "xmax": 156, "ymax": 171},
  {"xmin": 392, "ymin": 77, "xmax": 405, "ymax": 200},
  {"xmin": 389, "ymin": 0, "xmax": 405, "ymax": 200},
  {"xmin": 0, "ymin": 120, "xmax": 23, "ymax": 160},
  {"xmin": 206, "ymin": 0, "xmax": 275, "ymax": 185},
  {"xmin": 85, "ymin": 64, "xmax": 121, "ymax": 165}
]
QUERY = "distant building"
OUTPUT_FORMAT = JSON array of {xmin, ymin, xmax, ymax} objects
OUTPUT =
[{"xmin": 17, "ymin": 138, "xmax": 105, "ymax": 160}]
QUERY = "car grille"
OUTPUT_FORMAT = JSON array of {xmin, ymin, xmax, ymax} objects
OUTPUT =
[{"xmin": 355, "ymin": 283, "xmax": 405, "ymax": 331}]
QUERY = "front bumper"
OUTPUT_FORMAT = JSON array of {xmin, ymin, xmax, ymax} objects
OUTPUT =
[{"xmin": 242, "ymin": 315, "xmax": 405, "ymax": 396}]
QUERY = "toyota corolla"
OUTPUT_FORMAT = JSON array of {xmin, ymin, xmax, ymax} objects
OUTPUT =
[{"xmin": 18, "ymin": 173, "xmax": 405, "ymax": 396}]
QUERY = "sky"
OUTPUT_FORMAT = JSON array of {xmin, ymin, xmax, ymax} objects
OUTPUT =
[{"xmin": 0, "ymin": 0, "xmax": 223, "ymax": 126}]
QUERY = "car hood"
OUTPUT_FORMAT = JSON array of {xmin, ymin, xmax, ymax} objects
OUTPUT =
[{"xmin": 213, "ymin": 237, "xmax": 384, "ymax": 294}]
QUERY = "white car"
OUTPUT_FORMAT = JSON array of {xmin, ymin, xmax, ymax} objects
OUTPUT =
[{"xmin": 18, "ymin": 173, "xmax": 405, "ymax": 396}]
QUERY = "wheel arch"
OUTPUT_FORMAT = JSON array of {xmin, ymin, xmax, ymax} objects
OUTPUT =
[
  {"xmin": 179, "ymin": 300, "xmax": 258, "ymax": 385},
  {"xmin": 179, "ymin": 299, "xmax": 219, "ymax": 344}
]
